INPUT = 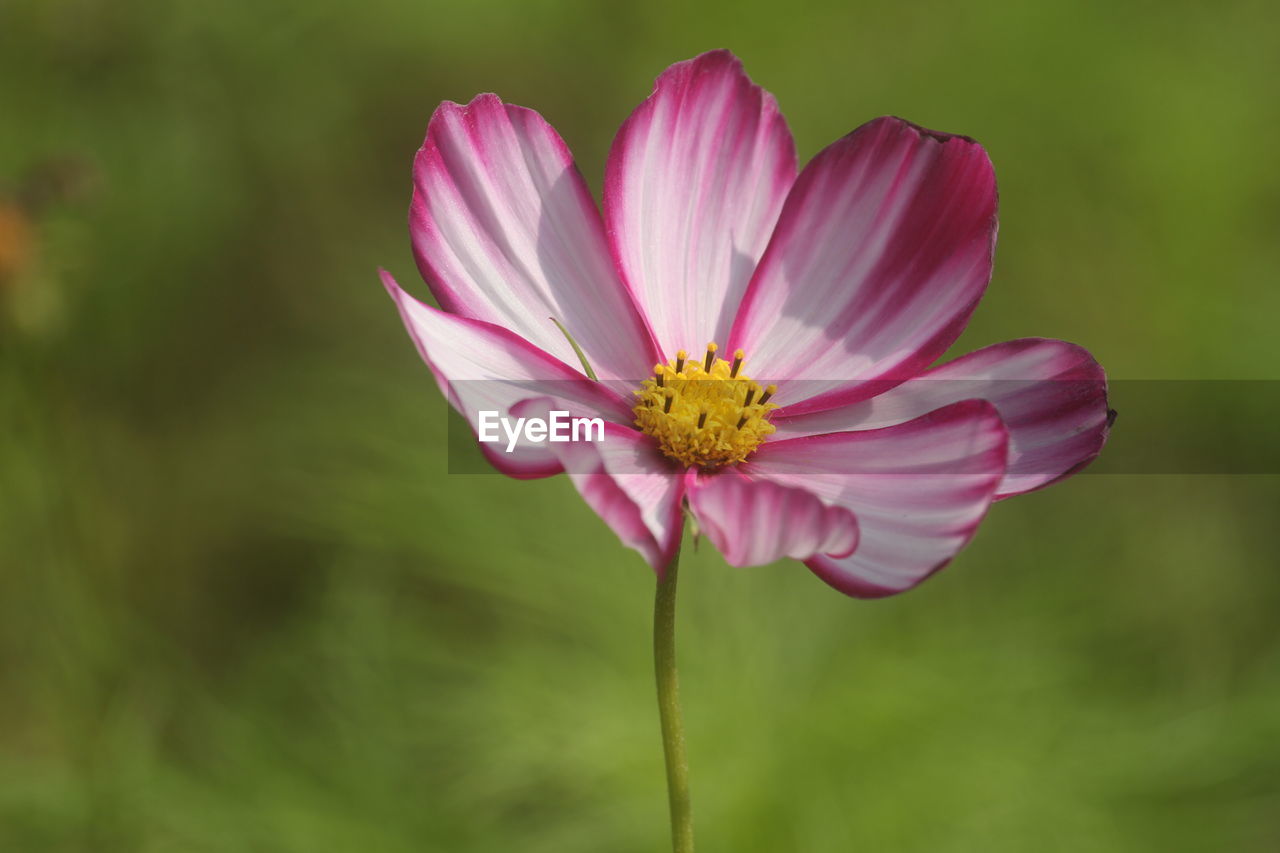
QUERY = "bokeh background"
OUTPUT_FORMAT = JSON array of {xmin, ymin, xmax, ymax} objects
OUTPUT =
[{"xmin": 4, "ymin": 1, "xmax": 1279, "ymax": 850}]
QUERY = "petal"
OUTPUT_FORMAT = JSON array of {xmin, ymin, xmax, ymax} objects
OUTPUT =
[
  {"xmin": 382, "ymin": 270, "xmax": 633, "ymax": 478},
  {"xmin": 729, "ymin": 117, "xmax": 998, "ymax": 414},
  {"xmin": 687, "ymin": 470, "xmax": 859, "ymax": 567},
  {"xmin": 411, "ymin": 94, "xmax": 659, "ymax": 381},
  {"xmin": 512, "ymin": 403, "xmax": 685, "ymax": 573},
  {"xmin": 746, "ymin": 400, "xmax": 1008, "ymax": 597},
  {"xmin": 772, "ymin": 339, "xmax": 1110, "ymax": 499},
  {"xmin": 604, "ymin": 50, "xmax": 797, "ymax": 357}
]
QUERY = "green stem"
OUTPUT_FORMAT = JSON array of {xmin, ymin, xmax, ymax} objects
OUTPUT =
[{"xmin": 654, "ymin": 544, "xmax": 694, "ymax": 852}]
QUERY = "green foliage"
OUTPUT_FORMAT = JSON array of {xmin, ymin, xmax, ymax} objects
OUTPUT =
[{"xmin": 3, "ymin": 0, "xmax": 1278, "ymax": 849}]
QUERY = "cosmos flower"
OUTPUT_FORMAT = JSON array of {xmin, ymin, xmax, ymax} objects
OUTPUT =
[{"xmin": 381, "ymin": 49, "xmax": 1110, "ymax": 597}]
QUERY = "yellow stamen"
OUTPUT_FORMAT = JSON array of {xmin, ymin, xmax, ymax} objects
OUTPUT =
[
  {"xmin": 730, "ymin": 348, "xmax": 744, "ymax": 378},
  {"xmin": 633, "ymin": 342, "xmax": 777, "ymax": 470}
]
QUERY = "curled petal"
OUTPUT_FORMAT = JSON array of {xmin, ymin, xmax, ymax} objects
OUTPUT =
[
  {"xmin": 747, "ymin": 400, "xmax": 1009, "ymax": 597},
  {"xmin": 772, "ymin": 338, "xmax": 1110, "ymax": 498},
  {"xmin": 687, "ymin": 470, "xmax": 859, "ymax": 567}
]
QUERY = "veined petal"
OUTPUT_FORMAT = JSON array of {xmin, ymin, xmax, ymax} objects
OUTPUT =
[
  {"xmin": 512, "ymin": 403, "xmax": 685, "ymax": 573},
  {"xmin": 604, "ymin": 49, "xmax": 797, "ymax": 357},
  {"xmin": 382, "ymin": 270, "xmax": 633, "ymax": 478},
  {"xmin": 746, "ymin": 400, "xmax": 1008, "ymax": 597},
  {"xmin": 687, "ymin": 470, "xmax": 858, "ymax": 568},
  {"xmin": 411, "ymin": 95, "xmax": 658, "ymax": 381},
  {"xmin": 772, "ymin": 339, "xmax": 1110, "ymax": 498},
  {"xmin": 729, "ymin": 117, "xmax": 998, "ymax": 414}
]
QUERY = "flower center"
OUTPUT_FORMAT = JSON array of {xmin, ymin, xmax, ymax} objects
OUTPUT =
[{"xmin": 633, "ymin": 343, "xmax": 777, "ymax": 470}]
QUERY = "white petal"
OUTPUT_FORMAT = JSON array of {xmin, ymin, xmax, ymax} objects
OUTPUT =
[
  {"xmin": 604, "ymin": 50, "xmax": 796, "ymax": 357},
  {"xmin": 412, "ymin": 95, "xmax": 658, "ymax": 381},
  {"xmin": 729, "ymin": 117, "xmax": 998, "ymax": 414}
]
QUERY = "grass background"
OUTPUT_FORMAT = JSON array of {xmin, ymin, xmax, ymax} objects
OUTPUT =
[{"xmin": 3, "ymin": 0, "xmax": 1279, "ymax": 850}]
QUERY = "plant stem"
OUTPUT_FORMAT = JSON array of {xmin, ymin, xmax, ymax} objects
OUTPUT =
[{"xmin": 654, "ymin": 544, "xmax": 694, "ymax": 852}]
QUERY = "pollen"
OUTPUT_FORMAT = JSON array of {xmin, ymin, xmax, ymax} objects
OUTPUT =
[{"xmin": 634, "ymin": 344, "xmax": 777, "ymax": 470}]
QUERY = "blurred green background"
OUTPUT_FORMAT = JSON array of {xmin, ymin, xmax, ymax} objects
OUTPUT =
[{"xmin": 3, "ymin": 1, "xmax": 1279, "ymax": 850}]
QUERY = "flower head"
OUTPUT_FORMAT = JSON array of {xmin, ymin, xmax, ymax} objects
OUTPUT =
[
  {"xmin": 633, "ymin": 345, "xmax": 777, "ymax": 469},
  {"xmin": 382, "ymin": 50, "xmax": 1110, "ymax": 597}
]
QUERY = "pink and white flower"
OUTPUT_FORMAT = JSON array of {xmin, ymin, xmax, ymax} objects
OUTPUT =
[{"xmin": 381, "ymin": 50, "xmax": 1111, "ymax": 597}]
